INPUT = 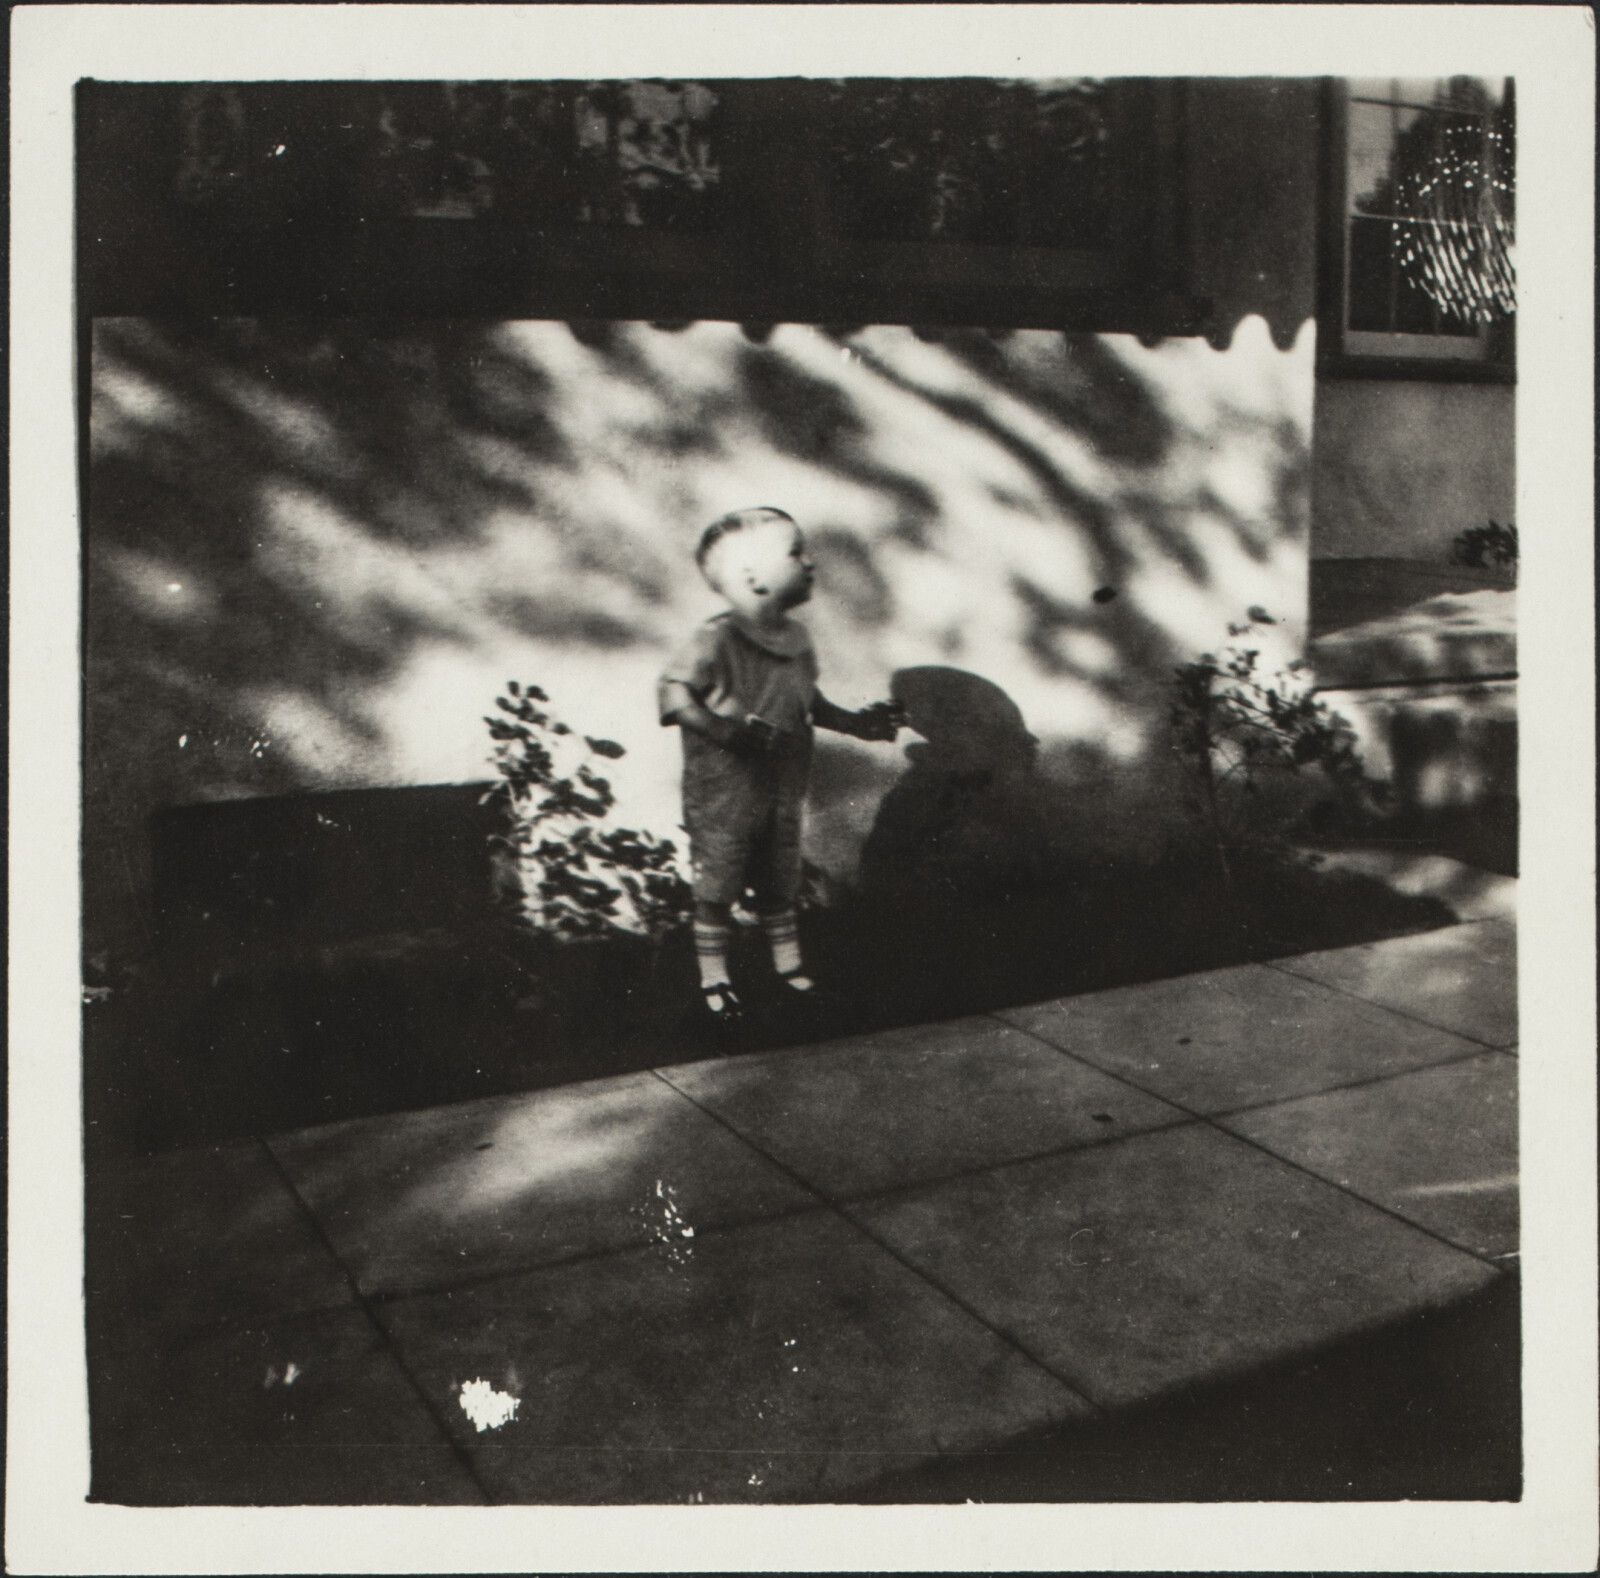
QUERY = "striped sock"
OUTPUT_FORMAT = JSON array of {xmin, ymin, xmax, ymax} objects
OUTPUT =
[
  {"xmin": 762, "ymin": 908, "xmax": 812, "ymax": 989},
  {"xmin": 694, "ymin": 919, "xmax": 732, "ymax": 991}
]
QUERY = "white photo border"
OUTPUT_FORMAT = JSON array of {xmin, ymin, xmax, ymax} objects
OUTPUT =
[{"xmin": 10, "ymin": 5, "xmax": 1595, "ymax": 1572}]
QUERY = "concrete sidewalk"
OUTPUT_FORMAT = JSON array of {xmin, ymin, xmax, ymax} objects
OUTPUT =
[{"xmin": 86, "ymin": 907, "xmax": 1518, "ymax": 1506}]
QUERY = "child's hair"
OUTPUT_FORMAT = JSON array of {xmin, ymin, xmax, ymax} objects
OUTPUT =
[{"xmin": 695, "ymin": 507, "xmax": 795, "ymax": 574}]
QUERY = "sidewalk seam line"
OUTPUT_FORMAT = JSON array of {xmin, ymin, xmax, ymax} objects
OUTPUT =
[
  {"xmin": 829, "ymin": 1113, "xmax": 1200, "ymax": 1206},
  {"xmin": 365, "ymin": 1112, "xmax": 1212, "ymax": 1307},
  {"xmin": 254, "ymin": 1136, "xmax": 498, "ymax": 1506},
  {"xmin": 642, "ymin": 1014, "xmax": 1012, "ymax": 1082},
  {"xmin": 360, "ymin": 1198, "xmax": 834, "ymax": 1306},
  {"xmin": 87, "ymin": 1294, "xmax": 387, "ymax": 1354},
  {"xmin": 990, "ymin": 1014, "xmax": 1513, "ymax": 1273},
  {"xmin": 648, "ymin": 1068, "xmax": 1110, "ymax": 1417},
  {"xmin": 1260, "ymin": 956, "xmax": 1515, "ymax": 1051},
  {"xmin": 1204, "ymin": 1041, "xmax": 1515, "ymax": 1120}
]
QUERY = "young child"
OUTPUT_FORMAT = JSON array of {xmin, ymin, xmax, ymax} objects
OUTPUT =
[{"xmin": 659, "ymin": 507, "xmax": 901, "ymax": 1022}]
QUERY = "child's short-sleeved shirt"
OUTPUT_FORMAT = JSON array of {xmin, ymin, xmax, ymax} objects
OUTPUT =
[
  {"xmin": 657, "ymin": 612, "xmax": 819, "ymax": 737},
  {"xmin": 659, "ymin": 613, "xmax": 819, "ymax": 904}
]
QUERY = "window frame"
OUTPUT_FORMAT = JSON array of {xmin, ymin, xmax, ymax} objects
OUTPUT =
[{"xmin": 1317, "ymin": 77, "xmax": 1516, "ymax": 384}]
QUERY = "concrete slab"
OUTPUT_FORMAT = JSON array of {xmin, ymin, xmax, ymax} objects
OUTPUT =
[
  {"xmin": 1271, "ymin": 919, "xmax": 1516, "ymax": 1048},
  {"xmin": 661, "ymin": 1016, "xmax": 1188, "ymax": 1199},
  {"xmin": 1311, "ymin": 586, "xmax": 1516, "ymax": 687},
  {"xmin": 84, "ymin": 1139, "xmax": 354, "ymax": 1346},
  {"xmin": 1315, "ymin": 681, "xmax": 1518, "ymax": 816},
  {"xmin": 88, "ymin": 1306, "xmax": 484, "ymax": 1505},
  {"xmin": 1001, "ymin": 962, "xmax": 1482, "ymax": 1114},
  {"xmin": 269, "ymin": 1073, "xmax": 816, "ymax": 1298},
  {"xmin": 851, "ymin": 1122, "xmax": 1498, "ymax": 1409},
  {"xmin": 376, "ymin": 1208, "xmax": 1090, "ymax": 1503},
  {"xmin": 1220, "ymin": 1052, "xmax": 1518, "ymax": 1259}
]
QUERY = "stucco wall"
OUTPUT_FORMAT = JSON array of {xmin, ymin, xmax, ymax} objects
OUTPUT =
[
  {"xmin": 1310, "ymin": 380, "xmax": 1516, "ymax": 561},
  {"xmin": 87, "ymin": 316, "xmax": 1313, "ymax": 962}
]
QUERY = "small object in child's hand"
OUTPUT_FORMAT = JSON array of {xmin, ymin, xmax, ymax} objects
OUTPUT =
[{"xmin": 1092, "ymin": 586, "xmax": 1118, "ymax": 604}]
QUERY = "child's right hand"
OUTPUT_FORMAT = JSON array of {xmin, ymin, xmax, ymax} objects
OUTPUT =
[
  {"xmin": 717, "ymin": 714, "xmax": 779, "ymax": 756},
  {"xmin": 854, "ymin": 701, "xmax": 905, "ymax": 741}
]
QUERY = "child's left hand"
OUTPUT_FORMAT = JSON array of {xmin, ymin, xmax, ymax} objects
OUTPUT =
[{"xmin": 853, "ymin": 701, "xmax": 904, "ymax": 741}]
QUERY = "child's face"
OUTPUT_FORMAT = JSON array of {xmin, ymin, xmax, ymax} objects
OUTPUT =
[{"xmin": 715, "ymin": 518, "xmax": 815, "ymax": 612}]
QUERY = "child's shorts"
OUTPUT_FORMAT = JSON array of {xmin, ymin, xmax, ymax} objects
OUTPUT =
[{"xmin": 681, "ymin": 734, "xmax": 810, "ymax": 907}]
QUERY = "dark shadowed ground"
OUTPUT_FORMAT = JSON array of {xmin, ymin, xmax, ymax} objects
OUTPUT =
[
  {"xmin": 859, "ymin": 1272, "xmax": 1519, "ymax": 1503},
  {"xmin": 84, "ymin": 1272, "xmax": 1518, "ymax": 1505},
  {"xmin": 88, "ymin": 841, "xmax": 1457, "ymax": 1156}
]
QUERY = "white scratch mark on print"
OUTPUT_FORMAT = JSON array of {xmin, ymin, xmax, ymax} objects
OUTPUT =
[
  {"xmin": 459, "ymin": 1378, "xmax": 520, "ymax": 1432},
  {"xmin": 1067, "ymin": 1227, "xmax": 1106, "ymax": 1267}
]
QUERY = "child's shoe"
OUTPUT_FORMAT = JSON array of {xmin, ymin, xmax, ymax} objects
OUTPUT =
[
  {"xmin": 700, "ymin": 981, "xmax": 746, "ymax": 1028},
  {"xmin": 774, "ymin": 968, "xmax": 844, "ymax": 1029}
]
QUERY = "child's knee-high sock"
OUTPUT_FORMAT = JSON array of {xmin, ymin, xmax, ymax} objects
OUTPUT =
[
  {"xmin": 694, "ymin": 916, "xmax": 732, "ymax": 990},
  {"xmin": 762, "ymin": 907, "xmax": 812, "ymax": 990}
]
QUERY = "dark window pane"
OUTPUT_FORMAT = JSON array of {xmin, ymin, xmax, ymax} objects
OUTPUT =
[
  {"xmin": 1347, "ymin": 215, "xmax": 1397, "ymax": 331},
  {"xmin": 826, "ymin": 81, "xmax": 938, "ymax": 241},
  {"xmin": 1022, "ymin": 80, "xmax": 1113, "ymax": 246},
  {"xmin": 573, "ymin": 80, "xmax": 722, "ymax": 231},
  {"xmin": 1393, "ymin": 248, "xmax": 1439, "ymax": 333},
  {"xmin": 1348, "ymin": 100, "xmax": 1401, "ymax": 216},
  {"xmin": 170, "ymin": 80, "xmax": 725, "ymax": 230},
  {"xmin": 1433, "ymin": 302, "xmax": 1482, "ymax": 338},
  {"xmin": 827, "ymin": 78, "xmax": 1110, "ymax": 248},
  {"xmin": 1436, "ymin": 75, "xmax": 1507, "ymax": 115}
]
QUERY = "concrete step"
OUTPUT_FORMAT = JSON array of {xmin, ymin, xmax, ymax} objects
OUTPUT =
[{"xmin": 1318, "ymin": 677, "xmax": 1517, "ymax": 815}]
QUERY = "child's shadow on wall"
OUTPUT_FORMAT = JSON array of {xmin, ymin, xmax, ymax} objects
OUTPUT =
[{"xmin": 858, "ymin": 666, "xmax": 1053, "ymax": 908}]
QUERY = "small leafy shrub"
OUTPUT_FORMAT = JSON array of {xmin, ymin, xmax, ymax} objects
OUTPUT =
[
  {"xmin": 484, "ymin": 682, "xmax": 692, "ymax": 944},
  {"xmin": 1451, "ymin": 520, "xmax": 1518, "ymax": 575},
  {"xmin": 1171, "ymin": 618, "xmax": 1377, "ymax": 885}
]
